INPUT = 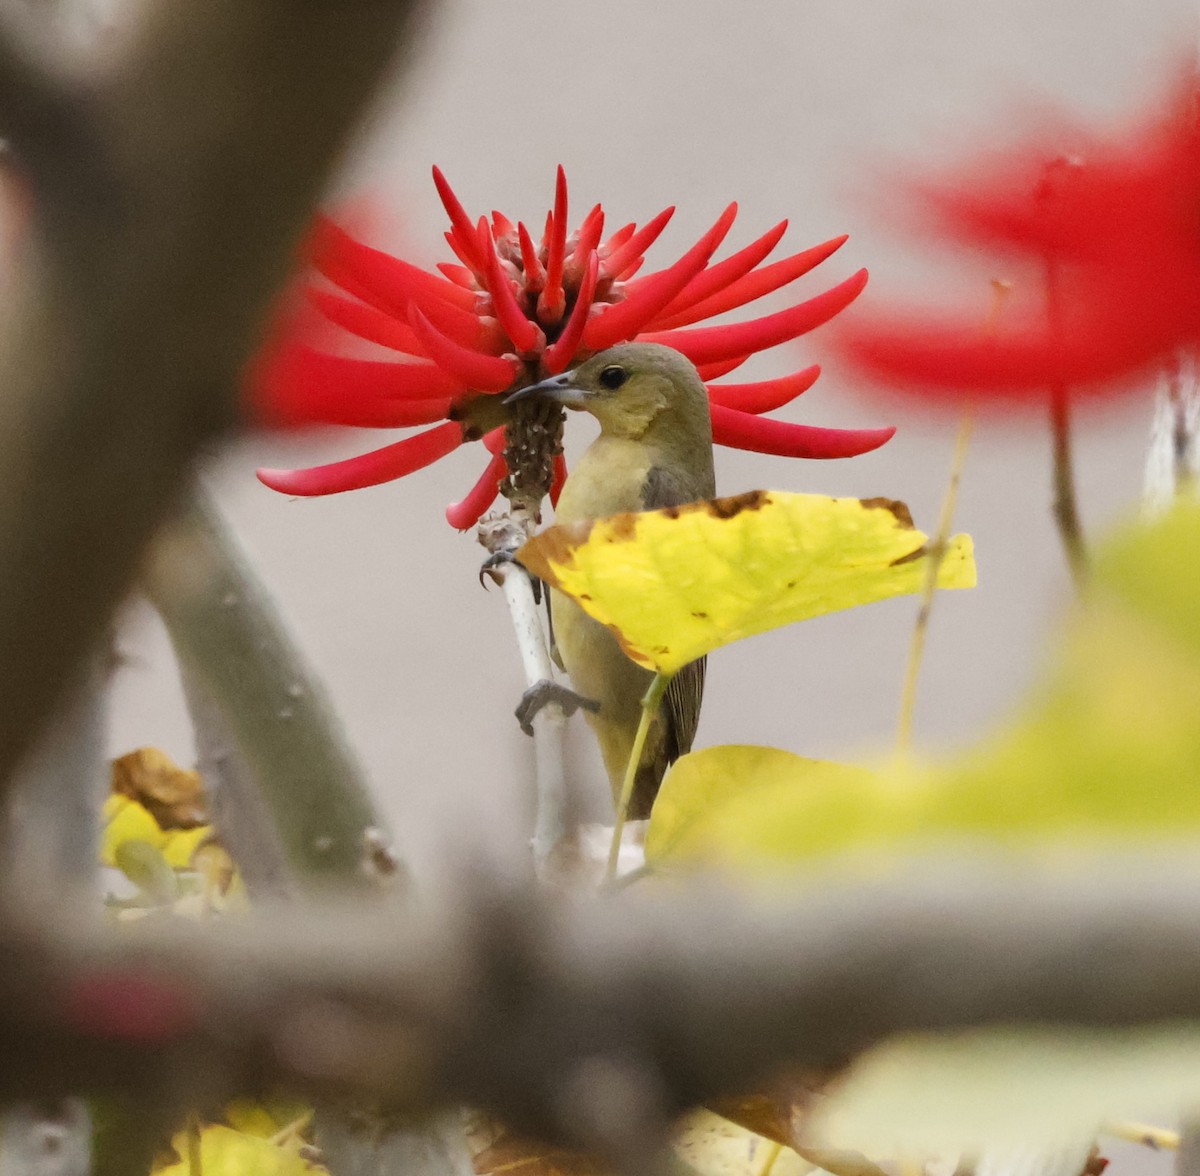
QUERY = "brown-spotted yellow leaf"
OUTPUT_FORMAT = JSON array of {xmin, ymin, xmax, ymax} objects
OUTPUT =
[
  {"xmin": 520, "ymin": 492, "xmax": 974, "ymax": 673},
  {"xmin": 112, "ymin": 747, "xmax": 207, "ymax": 829}
]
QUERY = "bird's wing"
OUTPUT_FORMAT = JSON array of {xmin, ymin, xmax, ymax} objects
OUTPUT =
[
  {"xmin": 641, "ymin": 462, "xmax": 712, "ymax": 771},
  {"xmin": 663, "ymin": 655, "xmax": 705, "ymax": 761}
]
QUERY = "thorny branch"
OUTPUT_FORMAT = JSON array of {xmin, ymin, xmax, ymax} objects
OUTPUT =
[{"xmin": 5, "ymin": 858, "xmax": 1200, "ymax": 1165}]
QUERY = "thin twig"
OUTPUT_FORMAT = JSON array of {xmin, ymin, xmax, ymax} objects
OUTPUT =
[
  {"xmin": 606, "ymin": 671, "xmax": 670, "ymax": 881},
  {"xmin": 1102, "ymin": 1122, "xmax": 1180, "ymax": 1151},
  {"xmin": 1043, "ymin": 253, "xmax": 1087, "ymax": 587},
  {"xmin": 896, "ymin": 412, "xmax": 973, "ymax": 753}
]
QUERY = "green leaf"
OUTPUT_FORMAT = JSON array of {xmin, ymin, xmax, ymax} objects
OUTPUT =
[{"xmin": 519, "ymin": 492, "xmax": 974, "ymax": 674}]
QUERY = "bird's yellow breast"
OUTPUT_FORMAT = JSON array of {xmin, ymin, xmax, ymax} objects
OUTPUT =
[{"xmin": 554, "ymin": 435, "xmax": 654, "ymax": 523}]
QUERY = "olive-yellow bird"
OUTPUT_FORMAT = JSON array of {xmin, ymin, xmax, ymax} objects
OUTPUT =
[{"xmin": 508, "ymin": 342, "xmax": 715, "ymax": 818}]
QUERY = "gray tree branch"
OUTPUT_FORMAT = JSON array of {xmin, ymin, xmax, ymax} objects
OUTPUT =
[
  {"xmin": 0, "ymin": 0, "xmax": 429, "ymax": 798},
  {"xmin": 144, "ymin": 487, "xmax": 396, "ymax": 890},
  {"xmin": 0, "ymin": 858, "xmax": 1198, "ymax": 1164}
]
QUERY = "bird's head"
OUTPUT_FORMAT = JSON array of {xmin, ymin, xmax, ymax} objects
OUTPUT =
[{"xmin": 505, "ymin": 343, "xmax": 712, "ymax": 445}]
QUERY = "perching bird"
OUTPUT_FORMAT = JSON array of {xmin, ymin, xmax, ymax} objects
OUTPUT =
[{"xmin": 507, "ymin": 342, "xmax": 716, "ymax": 819}]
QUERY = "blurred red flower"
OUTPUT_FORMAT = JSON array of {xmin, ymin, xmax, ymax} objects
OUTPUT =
[
  {"xmin": 251, "ymin": 168, "xmax": 894, "ymax": 528},
  {"xmin": 840, "ymin": 78, "xmax": 1200, "ymax": 406}
]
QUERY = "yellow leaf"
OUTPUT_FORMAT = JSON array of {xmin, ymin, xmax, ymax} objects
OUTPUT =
[
  {"xmin": 114, "ymin": 840, "xmax": 179, "ymax": 904},
  {"xmin": 111, "ymin": 747, "xmax": 208, "ymax": 829},
  {"xmin": 101, "ymin": 796, "xmax": 167, "ymax": 866},
  {"xmin": 156, "ymin": 1124, "xmax": 316, "ymax": 1176},
  {"xmin": 646, "ymin": 747, "xmax": 885, "ymax": 869},
  {"xmin": 519, "ymin": 492, "xmax": 974, "ymax": 673},
  {"xmin": 647, "ymin": 501, "xmax": 1200, "ymax": 872},
  {"xmin": 160, "ymin": 825, "xmax": 213, "ymax": 870}
]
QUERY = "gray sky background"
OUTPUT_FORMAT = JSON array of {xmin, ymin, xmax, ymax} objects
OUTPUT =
[{"xmin": 108, "ymin": 0, "xmax": 1196, "ymax": 874}]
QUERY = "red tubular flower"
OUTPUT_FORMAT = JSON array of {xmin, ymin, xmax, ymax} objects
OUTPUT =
[
  {"xmin": 252, "ymin": 167, "xmax": 893, "ymax": 527},
  {"xmin": 838, "ymin": 77, "xmax": 1200, "ymax": 405}
]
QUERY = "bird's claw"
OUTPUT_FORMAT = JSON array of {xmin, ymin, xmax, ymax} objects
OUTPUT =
[
  {"xmin": 516, "ymin": 679, "xmax": 600, "ymax": 735},
  {"xmin": 479, "ymin": 550, "xmax": 542, "ymax": 602}
]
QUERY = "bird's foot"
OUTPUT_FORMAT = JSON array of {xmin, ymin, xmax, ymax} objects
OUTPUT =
[
  {"xmin": 480, "ymin": 550, "xmax": 542, "ymax": 602},
  {"xmin": 516, "ymin": 679, "xmax": 600, "ymax": 735}
]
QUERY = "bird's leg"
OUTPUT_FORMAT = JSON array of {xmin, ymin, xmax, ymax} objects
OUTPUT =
[{"xmin": 515, "ymin": 680, "xmax": 599, "ymax": 737}]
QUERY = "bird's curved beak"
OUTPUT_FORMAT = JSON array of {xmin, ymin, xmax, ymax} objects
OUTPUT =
[{"xmin": 504, "ymin": 370, "xmax": 588, "ymax": 408}]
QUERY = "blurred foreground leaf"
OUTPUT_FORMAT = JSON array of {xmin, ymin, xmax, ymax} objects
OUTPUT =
[
  {"xmin": 649, "ymin": 502, "xmax": 1200, "ymax": 870},
  {"xmin": 472, "ymin": 1111, "xmax": 811, "ymax": 1176},
  {"xmin": 156, "ymin": 1123, "xmax": 317, "ymax": 1175},
  {"xmin": 811, "ymin": 1028, "xmax": 1200, "ymax": 1154},
  {"xmin": 519, "ymin": 492, "xmax": 974, "ymax": 674}
]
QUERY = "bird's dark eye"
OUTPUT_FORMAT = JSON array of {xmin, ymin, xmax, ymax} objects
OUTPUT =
[{"xmin": 598, "ymin": 365, "xmax": 628, "ymax": 390}]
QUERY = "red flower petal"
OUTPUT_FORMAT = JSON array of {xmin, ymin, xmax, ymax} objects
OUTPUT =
[
  {"xmin": 649, "ymin": 220, "xmax": 788, "ymax": 326},
  {"xmin": 310, "ymin": 216, "xmax": 476, "ymax": 314},
  {"xmin": 601, "ymin": 222, "xmax": 636, "ymax": 255},
  {"xmin": 437, "ymin": 262, "xmax": 477, "ymax": 289},
  {"xmin": 567, "ymin": 204, "xmax": 605, "ymax": 277},
  {"xmin": 257, "ymin": 421, "xmax": 463, "ymax": 495},
  {"xmin": 695, "ymin": 355, "xmax": 749, "ymax": 381},
  {"xmin": 308, "ymin": 290, "xmax": 426, "ymax": 356},
  {"xmin": 518, "ymin": 221, "xmax": 546, "ymax": 292},
  {"xmin": 706, "ymin": 365, "xmax": 821, "ymax": 414},
  {"xmin": 479, "ymin": 219, "xmax": 543, "ymax": 353},
  {"xmin": 649, "ymin": 234, "xmax": 849, "ymax": 332},
  {"xmin": 539, "ymin": 166, "xmax": 570, "ymax": 324},
  {"xmin": 710, "ymin": 404, "xmax": 894, "ymax": 458},
  {"xmin": 432, "ymin": 166, "xmax": 485, "ymax": 272},
  {"xmin": 582, "ymin": 203, "xmax": 738, "ymax": 351},
  {"xmin": 602, "ymin": 207, "xmax": 675, "ymax": 279},
  {"xmin": 543, "ymin": 252, "xmax": 599, "ymax": 374},
  {"xmin": 644, "ymin": 268, "xmax": 868, "ymax": 365},
  {"xmin": 550, "ymin": 452, "xmax": 567, "ymax": 507},
  {"xmin": 409, "ymin": 307, "xmax": 520, "ymax": 393},
  {"xmin": 483, "ymin": 426, "xmax": 506, "ymax": 455},
  {"xmin": 253, "ymin": 347, "xmax": 463, "ymax": 428},
  {"xmin": 445, "ymin": 453, "xmax": 506, "ymax": 529}
]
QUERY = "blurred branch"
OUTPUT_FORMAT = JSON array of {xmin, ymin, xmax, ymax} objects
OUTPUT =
[
  {"xmin": 144, "ymin": 486, "xmax": 397, "ymax": 889},
  {"xmin": 176, "ymin": 671, "xmax": 293, "ymax": 901},
  {"xmin": 6, "ymin": 859, "xmax": 1200, "ymax": 1162},
  {"xmin": 0, "ymin": 0, "xmax": 429, "ymax": 798}
]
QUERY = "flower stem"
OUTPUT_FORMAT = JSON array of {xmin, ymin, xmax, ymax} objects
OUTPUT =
[
  {"xmin": 1043, "ymin": 251, "xmax": 1088, "ymax": 588},
  {"xmin": 606, "ymin": 671, "xmax": 671, "ymax": 882},
  {"xmin": 1049, "ymin": 381, "xmax": 1088, "ymax": 589},
  {"xmin": 897, "ymin": 410, "xmax": 973, "ymax": 752}
]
